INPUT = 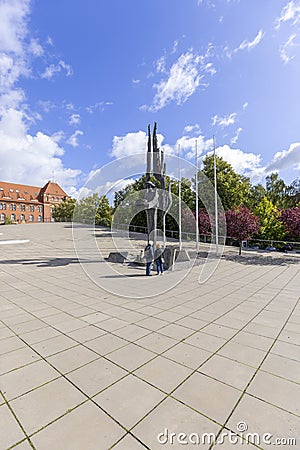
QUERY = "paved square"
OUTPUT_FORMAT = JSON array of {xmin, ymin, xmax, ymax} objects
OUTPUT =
[{"xmin": 0, "ymin": 223, "xmax": 299, "ymax": 449}]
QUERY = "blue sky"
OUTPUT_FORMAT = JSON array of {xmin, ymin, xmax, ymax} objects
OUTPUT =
[{"xmin": 0, "ymin": 0, "xmax": 299, "ymax": 196}]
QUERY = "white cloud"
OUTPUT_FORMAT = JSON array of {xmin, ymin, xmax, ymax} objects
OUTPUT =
[
  {"xmin": 171, "ymin": 39, "xmax": 179, "ymax": 54},
  {"xmin": 110, "ymin": 130, "xmax": 171, "ymax": 159},
  {"xmin": 0, "ymin": 89, "xmax": 25, "ymax": 112},
  {"xmin": 67, "ymin": 130, "xmax": 83, "ymax": 147},
  {"xmin": 213, "ymin": 145, "xmax": 262, "ymax": 177},
  {"xmin": 46, "ymin": 36, "xmax": 54, "ymax": 47},
  {"xmin": 212, "ymin": 112, "xmax": 237, "ymax": 127},
  {"xmin": 179, "ymin": 135, "xmax": 213, "ymax": 160},
  {"xmin": 0, "ymin": 0, "xmax": 81, "ymax": 195},
  {"xmin": 111, "ymin": 131, "xmax": 148, "ymax": 158},
  {"xmin": 183, "ymin": 124, "xmax": 201, "ymax": 134},
  {"xmin": 204, "ymin": 62, "xmax": 216, "ymax": 75},
  {"xmin": 234, "ymin": 29, "xmax": 264, "ymax": 53},
  {"xmin": 275, "ymin": 1, "xmax": 300, "ymax": 29},
  {"xmin": 69, "ymin": 113, "xmax": 81, "ymax": 125},
  {"xmin": 242, "ymin": 102, "xmax": 248, "ymax": 109},
  {"xmin": 155, "ymin": 55, "xmax": 167, "ymax": 73},
  {"xmin": 139, "ymin": 104, "xmax": 148, "ymax": 112},
  {"xmin": 230, "ymin": 127, "xmax": 243, "ymax": 145},
  {"xmin": 132, "ymin": 79, "xmax": 140, "ymax": 84},
  {"xmin": 0, "ymin": 0, "xmax": 30, "ymax": 54},
  {"xmin": 29, "ymin": 38, "xmax": 43, "ymax": 56},
  {"xmin": 149, "ymin": 49, "xmax": 215, "ymax": 112},
  {"xmin": 266, "ymin": 142, "xmax": 300, "ymax": 172},
  {"xmin": 0, "ymin": 108, "xmax": 80, "ymax": 192},
  {"xmin": 86, "ymin": 101, "xmax": 113, "ymax": 114},
  {"xmin": 41, "ymin": 60, "xmax": 73, "ymax": 79},
  {"xmin": 280, "ymin": 33, "xmax": 297, "ymax": 63}
]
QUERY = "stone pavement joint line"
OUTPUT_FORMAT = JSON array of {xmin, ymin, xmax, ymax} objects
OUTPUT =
[{"xmin": 0, "ymin": 224, "xmax": 299, "ymax": 449}]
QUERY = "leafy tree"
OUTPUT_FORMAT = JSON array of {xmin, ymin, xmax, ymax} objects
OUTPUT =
[
  {"xmin": 285, "ymin": 178, "xmax": 300, "ymax": 208},
  {"xmin": 266, "ymin": 173, "xmax": 287, "ymax": 208},
  {"xmin": 198, "ymin": 208, "xmax": 212, "ymax": 235},
  {"xmin": 52, "ymin": 198, "xmax": 76, "ymax": 222},
  {"xmin": 73, "ymin": 194, "xmax": 112, "ymax": 226},
  {"xmin": 95, "ymin": 195, "xmax": 113, "ymax": 227},
  {"xmin": 254, "ymin": 197, "xmax": 286, "ymax": 240},
  {"xmin": 201, "ymin": 155, "xmax": 251, "ymax": 210},
  {"xmin": 249, "ymin": 184, "xmax": 267, "ymax": 206},
  {"xmin": 279, "ymin": 207, "xmax": 300, "ymax": 240},
  {"xmin": 225, "ymin": 207, "xmax": 260, "ymax": 255},
  {"xmin": 113, "ymin": 176, "xmax": 149, "ymax": 210}
]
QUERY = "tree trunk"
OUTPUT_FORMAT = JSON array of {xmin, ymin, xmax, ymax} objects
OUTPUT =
[{"xmin": 239, "ymin": 242, "xmax": 242, "ymax": 256}]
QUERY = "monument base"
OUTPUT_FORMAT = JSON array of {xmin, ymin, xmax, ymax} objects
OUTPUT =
[{"xmin": 107, "ymin": 252, "xmax": 128, "ymax": 263}]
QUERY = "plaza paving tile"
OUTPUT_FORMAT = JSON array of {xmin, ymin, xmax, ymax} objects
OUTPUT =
[
  {"xmin": 246, "ymin": 370, "xmax": 300, "ymax": 416},
  {"xmin": 0, "ymin": 404, "xmax": 27, "ymax": 449},
  {"xmin": 106, "ymin": 343, "xmax": 156, "ymax": 372},
  {"xmin": 0, "ymin": 223, "xmax": 299, "ymax": 448},
  {"xmin": 111, "ymin": 433, "xmax": 147, "ymax": 449},
  {"xmin": 66, "ymin": 357, "xmax": 127, "ymax": 397},
  {"xmin": 134, "ymin": 356, "xmax": 191, "ymax": 393},
  {"xmin": 162, "ymin": 341, "xmax": 211, "ymax": 369},
  {"xmin": 31, "ymin": 401, "xmax": 124, "ymax": 449},
  {"xmin": 10, "ymin": 377, "xmax": 86, "ymax": 435},
  {"xmin": 227, "ymin": 394, "xmax": 300, "ymax": 447},
  {"xmin": 132, "ymin": 397, "xmax": 220, "ymax": 450},
  {"xmin": 172, "ymin": 372, "xmax": 242, "ymax": 424},
  {"xmin": 0, "ymin": 359, "xmax": 59, "ymax": 401},
  {"xmin": 93, "ymin": 374, "xmax": 165, "ymax": 429},
  {"xmin": 260, "ymin": 352, "xmax": 300, "ymax": 384}
]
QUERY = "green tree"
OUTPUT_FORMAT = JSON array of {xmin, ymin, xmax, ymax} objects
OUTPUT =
[
  {"xmin": 265, "ymin": 173, "xmax": 287, "ymax": 208},
  {"xmin": 254, "ymin": 197, "xmax": 286, "ymax": 240},
  {"xmin": 52, "ymin": 198, "xmax": 76, "ymax": 222},
  {"xmin": 95, "ymin": 195, "xmax": 113, "ymax": 227},
  {"xmin": 201, "ymin": 155, "xmax": 251, "ymax": 210},
  {"xmin": 285, "ymin": 178, "xmax": 300, "ymax": 208},
  {"xmin": 249, "ymin": 184, "xmax": 267, "ymax": 207},
  {"xmin": 73, "ymin": 194, "xmax": 112, "ymax": 226}
]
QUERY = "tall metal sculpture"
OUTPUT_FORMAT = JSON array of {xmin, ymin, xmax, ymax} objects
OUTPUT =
[{"xmin": 143, "ymin": 122, "xmax": 172, "ymax": 244}]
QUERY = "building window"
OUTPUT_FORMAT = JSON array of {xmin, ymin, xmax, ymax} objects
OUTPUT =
[
  {"xmin": 20, "ymin": 214, "xmax": 25, "ymax": 221},
  {"xmin": 38, "ymin": 215, "xmax": 42, "ymax": 222},
  {"xmin": 38, "ymin": 206, "xmax": 43, "ymax": 212},
  {"xmin": 3, "ymin": 203, "xmax": 6, "ymax": 210},
  {"xmin": 29, "ymin": 205, "xmax": 35, "ymax": 212},
  {"xmin": 10, "ymin": 204, "xmax": 16, "ymax": 211},
  {"xmin": 11, "ymin": 214, "xmax": 16, "ymax": 221},
  {"xmin": 0, "ymin": 213, "xmax": 5, "ymax": 221},
  {"xmin": 20, "ymin": 204, "xmax": 25, "ymax": 211},
  {"xmin": 29, "ymin": 214, "xmax": 34, "ymax": 222},
  {"xmin": 0, "ymin": 204, "xmax": 2, "ymax": 210}
]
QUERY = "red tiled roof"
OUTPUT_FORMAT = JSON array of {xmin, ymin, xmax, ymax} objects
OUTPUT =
[
  {"xmin": 0, "ymin": 181, "xmax": 68, "ymax": 203},
  {"xmin": 40, "ymin": 181, "xmax": 68, "ymax": 197}
]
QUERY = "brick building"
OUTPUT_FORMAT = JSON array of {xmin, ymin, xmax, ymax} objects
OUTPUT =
[{"xmin": 0, "ymin": 181, "xmax": 68, "ymax": 224}]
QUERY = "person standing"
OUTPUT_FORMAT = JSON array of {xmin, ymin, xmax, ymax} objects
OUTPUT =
[
  {"xmin": 144, "ymin": 240, "xmax": 154, "ymax": 276},
  {"xmin": 154, "ymin": 243, "xmax": 164, "ymax": 275}
]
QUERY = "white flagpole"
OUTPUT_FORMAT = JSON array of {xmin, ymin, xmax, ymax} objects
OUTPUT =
[
  {"xmin": 178, "ymin": 144, "xmax": 182, "ymax": 251},
  {"xmin": 213, "ymin": 135, "xmax": 219, "ymax": 256},
  {"xmin": 195, "ymin": 140, "xmax": 199, "ymax": 253}
]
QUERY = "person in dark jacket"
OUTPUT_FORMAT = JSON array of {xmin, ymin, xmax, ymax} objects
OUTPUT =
[
  {"xmin": 144, "ymin": 240, "xmax": 154, "ymax": 276},
  {"xmin": 154, "ymin": 243, "xmax": 164, "ymax": 275}
]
